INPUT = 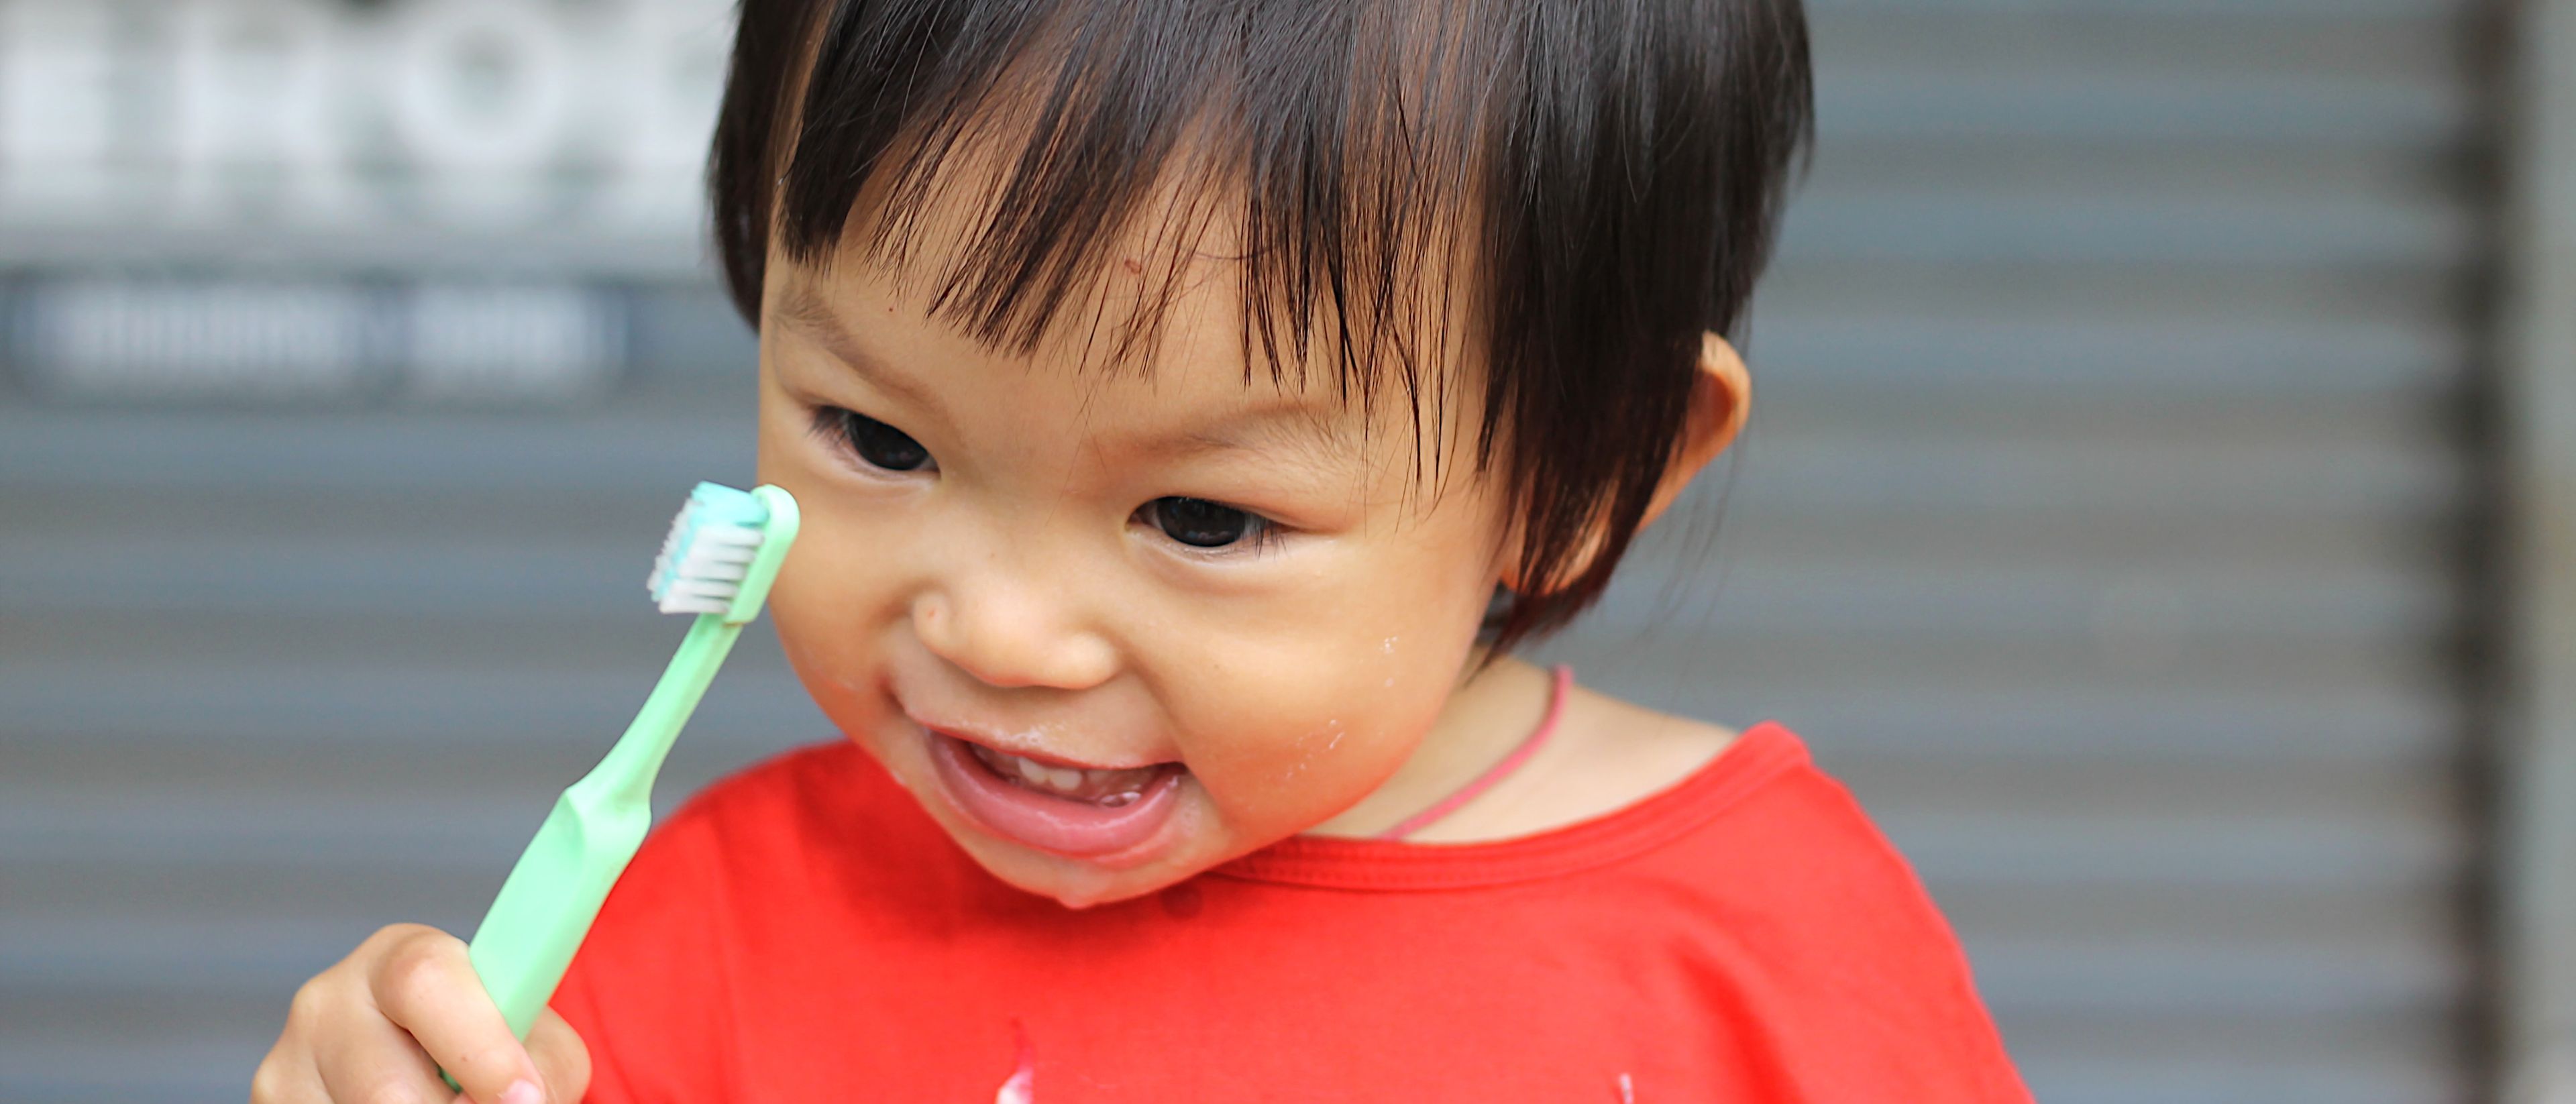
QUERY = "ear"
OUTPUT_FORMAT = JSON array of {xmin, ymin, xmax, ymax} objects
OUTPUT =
[
  {"xmin": 1642, "ymin": 331, "xmax": 1751, "ymax": 530},
  {"xmin": 1501, "ymin": 332, "xmax": 1750, "ymax": 593}
]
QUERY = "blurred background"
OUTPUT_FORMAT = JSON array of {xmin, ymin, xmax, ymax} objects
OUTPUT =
[{"xmin": 3, "ymin": 1, "xmax": 2572, "ymax": 1102}]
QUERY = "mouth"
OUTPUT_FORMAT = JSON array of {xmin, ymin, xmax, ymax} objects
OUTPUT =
[{"xmin": 922, "ymin": 727, "xmax": 1186, "ymax": 859}]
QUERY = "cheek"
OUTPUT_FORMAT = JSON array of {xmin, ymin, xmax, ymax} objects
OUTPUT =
[
  {"xmin": 756, "ymin": 435, "xmax": 911, "ymax": 753},
  {"xmin": 1163, "ymin": 545, "xmax": 1495, "ymax": 832},
  {"xmin": 763, "ymin": 535, "xmax": 888, "ymax": 755}
]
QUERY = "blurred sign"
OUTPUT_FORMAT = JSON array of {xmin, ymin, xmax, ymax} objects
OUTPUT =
[
  {"xmin": 6, "ymin": 278, "xmax": 628, "ymax": 405},
  {"xmin": 0, "ymin": 0, "xmax": 733, "ymax": 274}
]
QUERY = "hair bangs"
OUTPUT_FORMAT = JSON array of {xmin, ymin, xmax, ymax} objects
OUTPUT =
[{"xmin": 769, "ymin": 1, "xmax": 1493, "ymax": 460}]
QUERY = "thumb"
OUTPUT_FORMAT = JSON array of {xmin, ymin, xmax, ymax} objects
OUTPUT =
[{"xmin": 523, "ymin": 1007, "xmax": 593, "ymax": 1103}]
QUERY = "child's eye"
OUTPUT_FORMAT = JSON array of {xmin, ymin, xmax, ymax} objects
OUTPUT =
[
  {"xmin": 814, "ymin": 406, "xmax": 935, "ymax": 473},
  {"xmin": 1138, "ymin": 496, "xmax": 1277, "ymax": 553}
]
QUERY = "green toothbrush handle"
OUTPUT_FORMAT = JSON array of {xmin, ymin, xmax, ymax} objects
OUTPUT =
[{"xmin": 464, "ymin": 612, "xmax": 745, "ymax": 1039}]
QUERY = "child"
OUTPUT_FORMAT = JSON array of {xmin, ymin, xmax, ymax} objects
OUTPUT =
[{"xmin": 256, "ymin": 0, "xmax": 2029, "ymax": 1100}]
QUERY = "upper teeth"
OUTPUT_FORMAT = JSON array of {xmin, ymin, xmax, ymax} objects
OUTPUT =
[
  {"xmin": 1022, "ymin": 757, "xmax": 1081, "ymax": 790},
  {"xmin": 969, "ymin": 743, "xmax": 1155, "ymax": 799}
]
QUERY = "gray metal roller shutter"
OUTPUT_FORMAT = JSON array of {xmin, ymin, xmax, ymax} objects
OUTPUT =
[
  {"xmin": 1542, "ymin": 1, "xmax": 2491, "ymax": 1102},
  {"xmin": 0, "ymin": 1, "xmax": 2491, "ymax": 1103}
]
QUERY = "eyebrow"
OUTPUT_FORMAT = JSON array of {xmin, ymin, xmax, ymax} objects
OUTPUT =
[
  {"xmin": 1164, "ymin": 402, "xmax": 1357, "ymax": 470},
  {"xmin": 773, "ymin": 279, "xmax": 947, "ymax": 418}
]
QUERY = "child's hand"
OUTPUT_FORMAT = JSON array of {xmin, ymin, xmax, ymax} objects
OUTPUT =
[{"xmin": 252, "ymin": 924, "xmax": 590, "ymax": 1104}]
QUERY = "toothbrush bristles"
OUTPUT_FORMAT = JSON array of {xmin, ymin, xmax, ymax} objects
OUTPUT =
[{"xmin": 647, "ymin": 496, "xmax": 771, "ymax": 615}]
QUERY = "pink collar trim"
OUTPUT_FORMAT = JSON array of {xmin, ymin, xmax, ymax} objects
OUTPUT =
[{"xmin": 1375, "ymin": 665, "xmax": 1573, "ymax": 840}]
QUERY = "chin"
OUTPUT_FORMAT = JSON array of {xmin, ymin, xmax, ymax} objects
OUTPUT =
[
  {"xmin": 998, "ymin": 857, "xmax": 1155, "ymax": 909},
  {"xmin": 949, "ymin": 828, "xmax": 1202, "ymax": 908}
]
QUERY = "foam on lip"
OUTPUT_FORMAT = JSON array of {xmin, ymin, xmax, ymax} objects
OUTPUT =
[
  {"xmin": 966, "ymin": 722, "xmax": 1079, "ymax": 758},
  {"xmin": 924, "ymin": 719, "xmax": 1169, "ymax": 772}
]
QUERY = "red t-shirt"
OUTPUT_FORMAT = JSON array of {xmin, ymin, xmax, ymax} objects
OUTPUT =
[{"xmin": 551, "ymin": 723, "xmax": 2030, "ymax": 1103}]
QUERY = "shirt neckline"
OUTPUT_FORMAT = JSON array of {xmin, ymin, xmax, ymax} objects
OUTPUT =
[{"xmin": 1210, "ymin": 722, "xmax": 1809, "ymax": 891}]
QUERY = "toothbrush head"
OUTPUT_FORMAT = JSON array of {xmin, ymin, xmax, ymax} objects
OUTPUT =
[{"xmin": 647, "ymin": 482, "xmax": 802, "ymax": 624}]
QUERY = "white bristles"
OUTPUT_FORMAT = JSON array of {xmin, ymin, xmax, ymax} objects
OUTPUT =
[
  {"xmin": 647, "ymin": 501, "xmax": 700, "ymax": 587},
  {"xmin": 647, "ymin": 497, "xmax": 770, "ymax": 615}
]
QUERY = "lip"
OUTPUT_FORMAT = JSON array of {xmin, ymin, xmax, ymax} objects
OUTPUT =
[
  {"xmin": 923, "ymin": 728, "xmax": 1185, "ymax": 859},
  {"xmin": 920, "ymin": 724, "xmax": 1165, "ymax": 772}
]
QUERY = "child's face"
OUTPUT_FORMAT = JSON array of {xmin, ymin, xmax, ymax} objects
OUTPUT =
[{"xmin": 752, "ymin": 223, "xmax": 1512, "ymax": 907}]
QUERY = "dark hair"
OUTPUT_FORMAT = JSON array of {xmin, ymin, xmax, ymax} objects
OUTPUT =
[{"xmin": 709, "ymin": 0, "xmax": 1811, "ymax": 656}]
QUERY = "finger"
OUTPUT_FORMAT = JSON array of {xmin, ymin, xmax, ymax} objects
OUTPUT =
[
  {"xmin": 255, "ymin": 974, "xmax": 352, "ymax": 1104},
  {"xmin": 362, "ymin": 927, "xmax": 543, "ymax": 1104},
  {"xmin": 249, "ymin": 1046, "xmax": 329, "ymax": 1104},
  {"xmin": 524, "ymin": 1008, "xmax": 593, "ymax": 1104},
  {"xmin": 312, "ymin": 1006, "xmax": 451, "ymax": 1104}
]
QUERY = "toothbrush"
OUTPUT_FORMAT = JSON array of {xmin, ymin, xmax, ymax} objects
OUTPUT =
[{"xmin": 459, "ymin": 481, "xmax": 800, "ymax": 1042}]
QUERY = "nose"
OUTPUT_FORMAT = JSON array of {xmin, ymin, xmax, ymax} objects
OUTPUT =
[{"xmin": 912, "ymin": 563, "xmax": 1119, "ymax": 691}]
